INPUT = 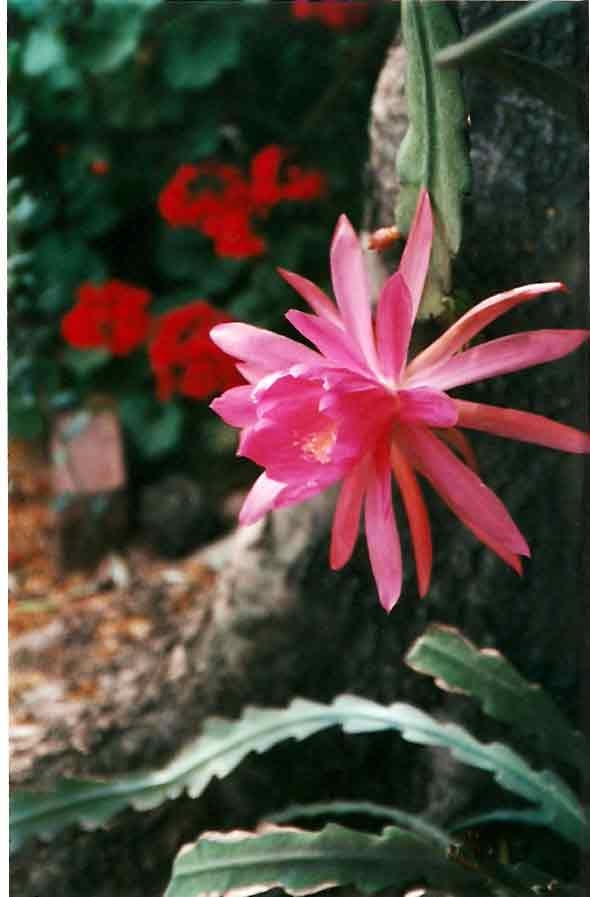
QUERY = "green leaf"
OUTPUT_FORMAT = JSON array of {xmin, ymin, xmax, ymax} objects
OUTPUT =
[
  {"xmin": 451, "ymin": 806, "xmax": 556, "ymax": 833},
  {"xmin": 162, "ymin": 17, "xmax": 241, "ymax": 90},
  {"xmin": 33, "ymin": 234, "xmax": 106, "ymax": 315},
  {"xmin": 397, "ymin": 0, "xmax": 471, "ymax": 318},
  {"xmin": 406, "ymin": 624, "xmax": 589, "ymax": 773},
  {"xmin": 119, "ymin": 396, "xmax": 183, "ymax": 459},
  {"xmin": 165, "ymin": 824, "xmax": 490, "ymax": 897},
  {"xmin": 10, "ymin": 695, "xmax": 587, "ymax": 852},
  {"xmin": 435, "ymin": 0, "xmax": 571, "ymax": 69},
  {"xmin": 267, "ymin": 800, "xmax": 451, "ymax": 849},
  {"xmin": 8, "ymin": 403, "xmax": 44, "ymax": 439},
  {"xmin": 62, "ymin": 348, "xmax": 111, "ymax": 378},
  {"xmin": 81, "ymin": 7, "xmax": 144, "ymax": 74},
  {"xmin": 22, "ymin": 28, "xmax": 66, "ymax": 76}
]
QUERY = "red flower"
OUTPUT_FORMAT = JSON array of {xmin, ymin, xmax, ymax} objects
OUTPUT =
[
  {"xmin": 61, "ymin": 280, "xmax": 152, "ymax": 355},
  {"xmin": 291, "ymin": 0, "xmax": 369, "ymax": 30},
  {"xmin": 90, "ymin": 159, "xmax": 110, "ymax": 176},
  {"xmin": 149, "ymin": 301, "xmax": 244, "ymax": 401},
  {"xmin": 158, "ymin": 164, "xmax": 222, "ymax": 228},
  {"xmin": 250, "ymin": 145, "xmax": 326, "ymax": 211},
  {"xmin": 158, "ymin": 149, "xmax": 326, "ymax": 260},
  {"xmin": 202, "ymin": 207, "xmax": 267, "ymax": 259}
]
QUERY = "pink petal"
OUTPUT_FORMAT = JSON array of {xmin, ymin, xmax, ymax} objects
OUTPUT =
[
  {"xmin": 210, "ymin": 322, "xmax": 321, "ymax": 371},
  {"xmin": 399, "ymin": 425, "xmax": 529, "ymax": 559},
  {"xmin": 238, "ymin": 391, "xmax": 361, "ymax": 485},
  {"xmin": 411, "ymin": 329, "xmax": 589, "ymax": 392},
  {"xmin": 277, "ymin": 267, "xmax": 342, "ymax": 327},
  {"xmin": 210, "ymin": 385, "xmax": 256, "ymax": 427},
  {"xmin": 399, "ymin": 188, "xmax": 433, "ymax": 322},
  {"xmin": 407, "ymin": 282, "xmax": 566, "ymax": 379},
  {"xmin": 285, "ymin": 309, "xmax": 371, "ymax": 375},
  {"xmin": 239, "ymin": 473, "xmax": 286, "ymax": 525},
  {"xmin": 364, "ymin": 441, "xmax": 402, "ymax": 612},
  {"xmin": 435, "ymin": 426, "xmax": 478, "ymax": 472},
  {"xmin": 236, "ymin": 362, "xmax": 268, "ymax": 384},
  {"xmin": 376, "ymin": 272, "xmax": 413, "ymax": 381},
  {"xmin": 330, "ymin": 214, "xmax": 380, "ymax": 371},
  {"xmin": 467, "ymin": 522, "xmax": 524, "ymax": 576},
  {"xmin": 455, "ymin": 399, "xmax": 590, "ymax": 454},
  {"xmin": 390, "ymin": 442, "xmax": 432, "ymax": 598},
  {"xmin": 397, "ymin": 387, "xmax": 458, "ymax": 428},
  {"xmin": 330, "ymin": 456, "xmax": 370, "ymax": 570}
]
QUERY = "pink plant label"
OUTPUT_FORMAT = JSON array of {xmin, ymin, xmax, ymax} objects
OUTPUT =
[{"xmin": 51, "ymin": 410, "xmax": 126, "ymax": 495}]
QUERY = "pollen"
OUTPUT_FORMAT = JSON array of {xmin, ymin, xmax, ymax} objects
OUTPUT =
[{"xmin": 299, "ymin": 423, "xmax": 338, "ymax": 464}]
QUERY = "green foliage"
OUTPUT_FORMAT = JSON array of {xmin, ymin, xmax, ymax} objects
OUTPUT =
[
  {"xmin": 161, "ymin": 14, "xmax": 241, "ymax": 90},
  {"xmin": 10, "ymin": 691, "xmax": 587, "ymax": 852},
  {"xmin": 8, "ymin": 0, "xmax": 395, "ymax": 461},
  {"xmin": 11, "ymin": 626, "xmax": 587, "ymax": 894},
  {"xmin": 21, "ymin": 27, "xmax": 66, "ymax": 76},
  {"xmin": 267, "ymin": 800, "xmax": 451, "ymax": 848},
  {"xmin": 119, "ymin": 394, "xmax": 184, "ymax": 460},
  {"xmin": 406, "ymin": 624, "xmax": 589, "ymax": 773},
  {"xmin": 164, "ymin": 824, "xmax": 489, "ymax": 897},
  {"xmin": 397, "ymin": 0, "xmax": 471, "ymax": 318}
]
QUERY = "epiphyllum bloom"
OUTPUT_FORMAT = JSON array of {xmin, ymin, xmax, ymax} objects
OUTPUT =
[{"xmin": 210, "ymin": 190, "xmax": 590, "ymax": 611}]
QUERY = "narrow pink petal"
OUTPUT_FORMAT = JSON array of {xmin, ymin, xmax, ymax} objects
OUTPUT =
[
  {"xmin": 210, "ymin": 322, "xmax": 321, "ymax": 370},
  {"xmin": 390, "ymin": 442, "xmax": 432, "ymax": 598},
  {"xmin": 364, "ymin": 441, "xmax": 402, "ymax": 612},
  {"xmin": 376, "ymin": 272, "xmax": 413, "ymax": 381},
  {"xmin": 285, "ymin": 309, "xmax": 371, "ymax": 374},
  {"xmin": 435, "ymin": 426, "xmax": 478, "ymax": 472},
  {"xmin": 330, "ymin": 214, "xmax": 380, "ymax": 371},
  {"xmin": 330, "ymin": 455, "xmax": 370, "ymax": 570},
  {"xmin": 398, "ymin": 425, "xmax": 529, "ymax": 559},
  {"xmin": 210, "ymin": 385, "xmax": 256, "ymax": 427},
  {"xmin": 277, "ymin": 267, "xmax": 342, "ymax": 327},
  {"xmin": 399, "ymin": 188, "xmax": 433, "ymax": 322},
  {"xmin": 397, "ymin": 387, "xmax": 458, "ymax": 428},
  {"xmin": 467, "ymin": 522, "xmax": 523, "ymax": 576},
  {"xmin": 455, "ymin": 399, "xmax": 590, "ymax": 454},
  {"xmin": 411, "ymin": 330, "xmax": 589, "ymax": 392},
  {"xmin": 235, "ymin": 362, "xmax": 267, "ymax": 384},
  {"xmin": 406, "ymin": 282, "xmax": 566, "ymax": 379},
  {"xmin": 239, "ymin": 473, "xmax": 286, "ymax": 525}
]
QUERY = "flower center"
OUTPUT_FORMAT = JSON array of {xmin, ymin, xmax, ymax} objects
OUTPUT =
[{"xmin": 299, "ymin": 422, "xmax": 338, "ymax": 464}]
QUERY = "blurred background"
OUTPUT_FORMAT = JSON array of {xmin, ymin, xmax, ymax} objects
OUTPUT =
[{"xmin": 8, "ymin": 0, "xmax": 398, "ymax": 581}]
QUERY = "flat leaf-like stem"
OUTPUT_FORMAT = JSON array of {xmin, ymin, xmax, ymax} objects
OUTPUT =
[
  {"xmin": 266, "ymin": 799, "xmax": 451, "ymax": 848},
  {"xmin": 11, "ymin": 695, "xmax": 587, "ymax": 852},
  {"xmin": 406, "ymin": 624, "xmax": 589, "ymax": 773},
  {"xmin": 165, "ymin": 823, "xmax": 491, "ymax": 897},
  {"xmin": 396, "ymin": 0, "xmax": 471, "ymax": 318},
  {"xmin": 435, "ymin": 0, "xmax": 570, "ymax": 68}
]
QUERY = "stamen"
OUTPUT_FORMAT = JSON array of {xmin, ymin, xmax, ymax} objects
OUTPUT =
[{"xmin": 299, "ymin": 423, "xmax": 338, "ymax": 464}]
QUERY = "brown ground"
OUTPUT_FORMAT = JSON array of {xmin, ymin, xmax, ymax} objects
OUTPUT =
[{"xmin": 8, "ymin": 439, "xmax": 223, "ymax": 780}]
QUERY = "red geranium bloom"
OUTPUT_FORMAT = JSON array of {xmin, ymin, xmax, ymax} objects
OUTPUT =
[
  {"xmin": 159, "ymin": 150, "xmax": 326, "ymax": 259},
  {"xmin": 149, "ymin": 301, "xmax": 244, "ymax": 401},
  {"xmin": 158, "ymin": 164, "xmax": 230, "ymax": 228},
  {"xmin": 291, "ymin": 0, "xmax": 369, "ymax": 30},
  {"xmin": 250, "ymin": 145, "xmax": 326, "ymax": 211},
  {"xmin": 61, "ymin": 280, "xmax": 152, "ymax": 355},
  {"xmin": 205, "ymin": 209, "xmax": 267, "ymax": 259}
]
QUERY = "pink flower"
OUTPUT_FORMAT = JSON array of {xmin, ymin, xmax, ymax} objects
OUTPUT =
[{"xmin": 210, "ymin": 190, "xmax": 590, "ymax": 611}]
